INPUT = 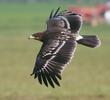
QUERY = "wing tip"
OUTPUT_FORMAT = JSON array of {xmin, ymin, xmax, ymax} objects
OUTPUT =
[{"xmin": 49, "ymin": 7, "xmax": 61, "ymax": 19}]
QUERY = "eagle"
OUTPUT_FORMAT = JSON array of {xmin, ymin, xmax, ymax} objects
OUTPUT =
[{"xmin": 28, "ymin": 8, "xmax": 101, "ymax": 88}]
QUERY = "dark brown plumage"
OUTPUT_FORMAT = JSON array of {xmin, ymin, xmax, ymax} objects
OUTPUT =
[{"xmin": 29, "ymin": 8, "xmax": 101, "ymax": 88}]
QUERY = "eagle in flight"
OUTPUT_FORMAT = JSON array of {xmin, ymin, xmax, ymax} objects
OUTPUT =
[{"xmin": 28, "ymin": 8, "xmax": 101, "ymax": 88}]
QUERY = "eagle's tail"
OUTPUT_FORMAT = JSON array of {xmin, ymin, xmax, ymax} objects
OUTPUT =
[{"xmin": 77, "ymin": 35, "xmax": 101, "ymax": 48}]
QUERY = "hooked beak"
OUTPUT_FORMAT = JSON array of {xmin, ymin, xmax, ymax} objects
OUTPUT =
[{"xmin": 28, "ymin": 35, "xmax": 35, "ymax": 40}]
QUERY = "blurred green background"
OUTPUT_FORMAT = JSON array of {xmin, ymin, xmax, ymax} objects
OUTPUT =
[{"xmin": 0, "ymin": 0, "xmax": 110, "ymax": 100}]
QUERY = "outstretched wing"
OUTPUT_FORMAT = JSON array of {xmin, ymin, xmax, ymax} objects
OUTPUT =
[
  {"xmin": 47, "ymin": 8, "xmax": 83, "ymax": 33},
  {"xmin": 31, "ymin": 38, "xmax": 77, "ymax": 88}
]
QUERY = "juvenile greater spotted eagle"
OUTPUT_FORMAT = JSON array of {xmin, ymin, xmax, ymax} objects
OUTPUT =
[{"xmin": 28, "ymin": 8, "xmax": 101, "ymax": 88}]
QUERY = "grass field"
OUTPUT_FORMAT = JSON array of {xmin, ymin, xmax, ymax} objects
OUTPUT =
[{"xmin": 0, "ymin": 2, "xmax": 110, "ymax": 100}]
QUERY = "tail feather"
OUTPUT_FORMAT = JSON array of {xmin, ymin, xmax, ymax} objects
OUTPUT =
[{"xmin": 77, "ymin": 35, "xmax": 101, "ymax": 48}]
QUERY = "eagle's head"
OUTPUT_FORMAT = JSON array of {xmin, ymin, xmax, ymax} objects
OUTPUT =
[{"xmin": 28, "ymin": 32, "xmax": 44, "ymax": 41}]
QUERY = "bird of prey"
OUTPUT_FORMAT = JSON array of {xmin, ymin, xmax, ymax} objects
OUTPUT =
[{"xmin": 28, "ymin": 8, "xmax": 101, "ymax": 88}]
